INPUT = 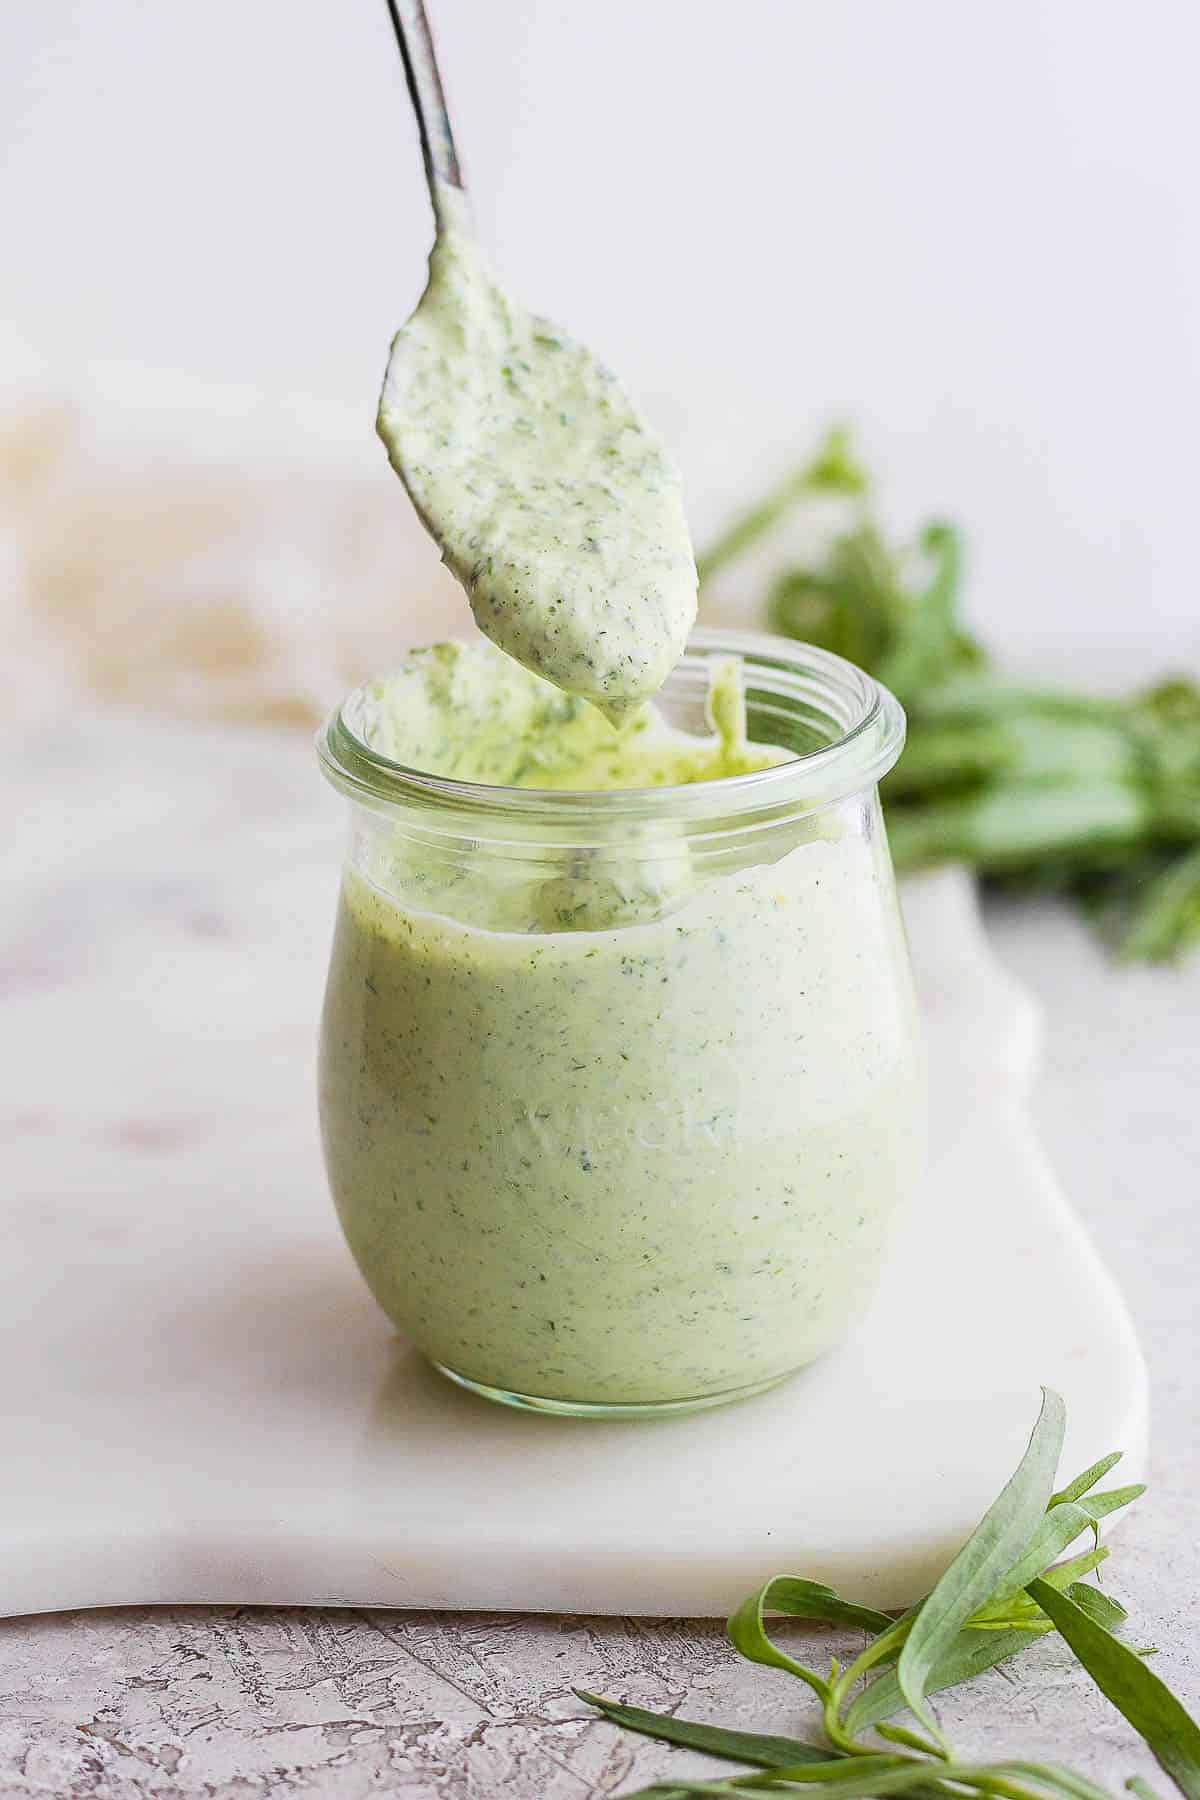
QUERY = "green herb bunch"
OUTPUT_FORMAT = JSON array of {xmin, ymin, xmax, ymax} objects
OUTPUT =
[
  {"xmin": 697, "ymin": 435, "xmax": 1200, "ymax": 961},
  {"xmin": 577, "ymin": 1389, "xmax": 1200, "ymax": 1799}
]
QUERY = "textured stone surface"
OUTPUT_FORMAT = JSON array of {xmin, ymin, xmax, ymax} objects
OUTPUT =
[
  {"xmin": 0, "ymin": 1576, "xmax": 1193, "ymax": 1797},
  {"xmin": 1, "ymin": 894, "xmax": 1197, "ymax": 1795}
]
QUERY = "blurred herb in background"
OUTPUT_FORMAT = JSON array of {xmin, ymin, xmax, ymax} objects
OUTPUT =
[{"xmin": 699, "ymin": 431, "xmax": 1200, "ymax": 962}]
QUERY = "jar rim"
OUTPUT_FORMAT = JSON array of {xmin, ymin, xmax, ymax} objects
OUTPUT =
[{"xmin": 317, "ymin": 628, "xmax": 905, "ymax": 827}]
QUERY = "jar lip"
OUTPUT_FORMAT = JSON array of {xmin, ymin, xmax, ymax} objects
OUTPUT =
[{"xmin": 317, "ymin": 628, "xmax": 905, "ymax": 825}]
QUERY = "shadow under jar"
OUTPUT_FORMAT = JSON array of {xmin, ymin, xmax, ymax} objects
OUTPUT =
[{"xmin": 317, "ymin": 629, "xmax": 925, "ymax": 1417}]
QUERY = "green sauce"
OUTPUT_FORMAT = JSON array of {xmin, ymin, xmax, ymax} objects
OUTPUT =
[
  {"xmin": 318, "ymin": 197, "xmax": 920, "ymax": 1409},
  {"xmin": 377, "ymin": 187, "xmax": 697, "ymax": 723},
  {"xmin": 356, "ymin": 638, "xmax": 784, "ymax": 790},
  {"xmin": 319, "ymin": 646, "xmax": 924, "ymax": 1405}
]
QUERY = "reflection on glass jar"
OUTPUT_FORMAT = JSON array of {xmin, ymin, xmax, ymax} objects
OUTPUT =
[{"xmin": 317, "ymin": 630, "xmax": 925, "ymax": 1416}]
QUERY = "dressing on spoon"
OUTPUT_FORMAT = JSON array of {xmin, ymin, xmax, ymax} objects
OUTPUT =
[{"xmin": 377, "ymin": 181, "xmax": 698, "ymax": 724}]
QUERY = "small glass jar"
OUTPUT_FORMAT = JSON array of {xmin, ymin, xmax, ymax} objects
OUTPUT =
[{"xmin": 317, "ymin": 629, "xmax": 923, "ymax": 1416}]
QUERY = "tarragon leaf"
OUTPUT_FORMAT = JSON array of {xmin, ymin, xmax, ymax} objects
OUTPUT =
[
  {"xmin": 983, "ymin": 1485, "xmax": 1144, "ymax": 1614},
  {"xmin": 1028, "ymin": 1578, "xmax": 1200, "ymax": 1799},
  {"xmin": 664, "ymin": 1762, "xmax": 1107, "ymax": 1798},
  {"xmin": 726, "ymin": 1578, "xmax": 893, "ymax": 1701},
  {"xmin": 744, "ymin": 1577, "xmax": 896, "ymax": 1637},
  {"xmin": 1065, "ymin": 1583, "xmax": 1128, "ymax": 1632},
  {"xmin": 895, "ymin": 1388, "xmax": 1066, "ymax": 1741},
  {"xmin": 696, "ymin": 428, "xmax": 868, "ymax": 584},
  {"xmin": 573, "ymin": 1692, "xmax": 834, "ymax": 1769},
  {"xmin": 1050, "ymin": 1452, "xmax": 1124, "ymax": 1507},
  {"xmin": 1038, "ymin": 1546, "xmax": 1111, "ymax": 1589},
  {"xmin": 846, "ymin": 1624, "xmax": 1047, "ymax": 1735}
]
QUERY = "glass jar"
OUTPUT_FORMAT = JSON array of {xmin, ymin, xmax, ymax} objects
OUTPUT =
[{"xmin": 317, "ymin": 629, "xmax": 924, "ymax": 1417}]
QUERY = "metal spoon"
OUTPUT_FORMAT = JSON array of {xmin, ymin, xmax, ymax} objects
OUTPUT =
[
  {"xmin": 375, "ymin": 0, "xmax": 698, "ymax": 718},
  {"xmin": 383, "ymin": 0, "xmax": 468, "ymax": 232}
]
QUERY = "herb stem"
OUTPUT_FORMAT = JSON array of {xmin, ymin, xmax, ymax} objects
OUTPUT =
[
  {"xmin": 822, "ymin": 1617, "xmax": 915, "ymax": 1753},
  {"xmin": 696, "ymin": 429, "xmax": 868, "ymax": 583}
]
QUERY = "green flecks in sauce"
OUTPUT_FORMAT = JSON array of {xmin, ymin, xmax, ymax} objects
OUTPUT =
[
  {"xmin": 319, "ymin": 645, "xmax": 924, "ymax": 1404},
  {"xmin": 325, "ymin": 187, "xmax": 922, "ymax": 1405},
  {"xmin": 376, "ymin": 185, "xmax": 697, "ymax": 724},
  {"xmin": 359, "ymin": 639, "xmax": 784, "ymax": 791}
]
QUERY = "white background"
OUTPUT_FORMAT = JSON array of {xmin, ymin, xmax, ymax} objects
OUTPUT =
[{"xmin": 4, "ymin": 0, "xmax": 1197, "ymax": 674}]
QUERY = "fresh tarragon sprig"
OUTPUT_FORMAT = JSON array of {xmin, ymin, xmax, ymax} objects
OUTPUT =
[
  {"xmin": 697, "ymin": 433, "xmax": 1200, "ymax": 962},
  {"xmin": 577, "ymin": 1389, "xmax": 1200, "ymax": 1800}
]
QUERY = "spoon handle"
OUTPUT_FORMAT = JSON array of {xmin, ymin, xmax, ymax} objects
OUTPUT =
[{"xmin": 383, "ymin": 0, "xmax": 467, "ymax": 227}]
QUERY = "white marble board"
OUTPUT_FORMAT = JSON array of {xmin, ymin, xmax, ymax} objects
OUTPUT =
[{"xmin": 1, "ymin": 720, "xmax": 1148, "ymax": 1619}]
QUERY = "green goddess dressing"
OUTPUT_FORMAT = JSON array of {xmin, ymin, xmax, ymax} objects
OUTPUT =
[
  {"xmin": 318, "ymin": 204, "xmax": 923, "ymax": 1409},
  {"xmin": 377, "ymin": 186, "xmax": 697, "ymax": 723}
]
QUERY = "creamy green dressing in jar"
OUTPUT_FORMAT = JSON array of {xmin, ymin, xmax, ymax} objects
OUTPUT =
[{"xmin": 318, "ymin": 631, "xmax": 924, "ymax": 1414}]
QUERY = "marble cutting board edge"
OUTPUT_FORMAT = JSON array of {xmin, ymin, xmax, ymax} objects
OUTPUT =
[{"xmin": 0, "ymin": 720, "xmax": 1149, "ymax": 1619}]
